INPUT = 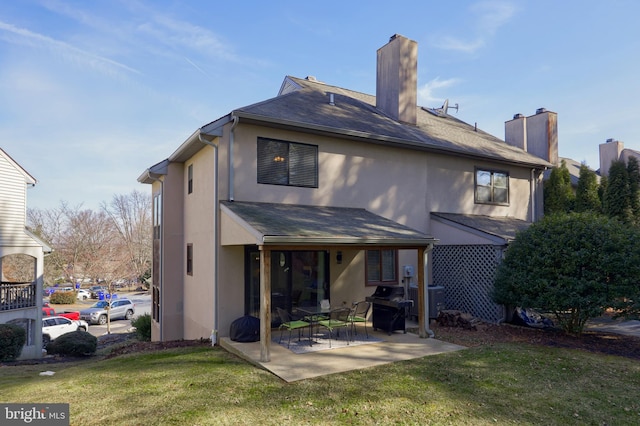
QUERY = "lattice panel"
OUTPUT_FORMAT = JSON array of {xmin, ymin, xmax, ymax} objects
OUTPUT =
[{"xmin": 433, "ymin": 245, "xmax": 504, "ymax": 323}]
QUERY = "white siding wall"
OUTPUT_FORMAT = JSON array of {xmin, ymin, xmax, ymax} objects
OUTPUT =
[{"xmin": 0, "ymin": 153, "xmax": 36, "ymax": 247}]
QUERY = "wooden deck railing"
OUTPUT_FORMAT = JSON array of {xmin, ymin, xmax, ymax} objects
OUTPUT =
[{"xmin": 0, "ymin": 282, "xmax": 37, "ymax": 310}]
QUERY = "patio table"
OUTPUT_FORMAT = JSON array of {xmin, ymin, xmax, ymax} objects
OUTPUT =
[{"xmin": 295, "ymin": 306, "xmax": 333, "ymax": 346}]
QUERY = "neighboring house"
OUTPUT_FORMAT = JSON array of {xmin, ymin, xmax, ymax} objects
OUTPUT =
[
  {"xmin": 138, "ymin": 34, "xmax": 552, "ymax": 360},
  {"xmin": 546, "ymin": 157, "xmax": 592, "ymax": 186},
  {"xmin": 0, "ymin": 148, "xmax": 50, "ymax": 359},
  {"xmin": 599, "ymin": 138, "xmax": 640, "ymax": 176}
]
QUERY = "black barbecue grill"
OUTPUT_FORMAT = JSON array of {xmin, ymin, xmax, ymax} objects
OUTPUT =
[{"xmin": 365, "ymin": 285, "xmax": 413, "ymax": 335}]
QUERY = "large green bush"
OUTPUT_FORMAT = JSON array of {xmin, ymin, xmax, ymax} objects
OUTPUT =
[
  {"xmin": 46, "ymin": 331, "xmax": 97, "ymax": 357},
  {"xmin": 0, "ymin": 324, "xmax": 26, "ymax": 361},
  {"xmin": 493, "ymin": 213, "xmax": 640, "ymax": 335},
  {"xmin": 131, "ymin": 313, "xmax": 151, "ymax": 341}
]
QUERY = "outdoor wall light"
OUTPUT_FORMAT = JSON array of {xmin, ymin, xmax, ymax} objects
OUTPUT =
[{"xmin": 336, "ymin": 251, "xmax": 343, "ymax": 264}]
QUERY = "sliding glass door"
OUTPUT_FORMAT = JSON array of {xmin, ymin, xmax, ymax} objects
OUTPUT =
[{"xmin": 245, "ymin": 248, "xmax": 329, "ymax": 325}]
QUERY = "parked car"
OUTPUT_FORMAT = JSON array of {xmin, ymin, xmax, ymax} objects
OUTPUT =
[
  {"xmin": 42, "ymin": 316, "xmax": 89, "ymax": 344},
  {"xmin": 88, "ymin": 285, "xmax": 108, "ymax": 299},
  {"xmin": 79, "ymin": 298, "xmax": 135, "ymax": 325},
  {"xmin": 76, "ymin": 289, "xmax": 91, "ymax": 300},
  {"xmin": 42, "ymin": 306, "xmax": 80, "ymax": 321}
]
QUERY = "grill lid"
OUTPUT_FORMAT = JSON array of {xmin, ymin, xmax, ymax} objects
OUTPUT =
[{"xmin": 368, "ymin": 285, "xmax": 404, "ymax": 300}]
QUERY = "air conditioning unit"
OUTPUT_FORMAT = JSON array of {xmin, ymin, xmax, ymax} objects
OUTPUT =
[{"xmin": 408, "ymin": 285, "xmax": 445, "ymax": 319}]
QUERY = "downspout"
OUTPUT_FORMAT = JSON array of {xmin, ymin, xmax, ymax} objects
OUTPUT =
[
  {"xmin": 199, "ymin": 132, "xmax": 220, "ymax": 346},
  {"xmin": 228, "ymin": 114, "xmax": 239, "ymax": 201},
  {"xmin": 146, "ymin": 174, "xmax": 164, "ymax": 341},
  {"xmin": 424, "ymin": 244, "xmax": 435, "ymax": 338},
  {"xmin": 530, "ymin": 168, "xmax": 536, "ymax": 222}
]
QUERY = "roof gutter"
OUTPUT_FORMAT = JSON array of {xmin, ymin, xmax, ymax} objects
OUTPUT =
[
  {"xmin": 228, "ymin": 114, "xmax": 239, "ymax": 201},
  {"xmin": 262, "ymin": 236, "xmax": 438, "ymax": 247}
]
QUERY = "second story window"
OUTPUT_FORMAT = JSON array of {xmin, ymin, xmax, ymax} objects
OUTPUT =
[
  {"xmin": 475, "ymin": 169, "xmax": 509, "ymax": 205},
  {"xmin": 188, "ymin": 164, "xmax": 193, "ymax": 194},
  {"xmin": 257, "ymin": 138, "xmax": 318, "ymax": 188}
]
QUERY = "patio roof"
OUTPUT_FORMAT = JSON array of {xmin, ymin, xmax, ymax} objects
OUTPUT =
[
  {"xmin": 220, "ymin": 201, "xmax": 437, "ymax": 248},
  {"xmin": 431, "ymin": 212, "xmax": 532, "ymax": 244}
]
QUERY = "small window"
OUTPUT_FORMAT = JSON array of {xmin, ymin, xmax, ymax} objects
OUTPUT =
[
  {"xmin": 257, "ymin": 138, "xmax": 318, "ymax": 187},
  {"xmin": 186, "ymin": 244, "xmax": 193, "ymax": 276},
  {"xmin": 366, "ymin": 249, "xmax": 397, "ymax": 286},
  {"xmin": 188, "ymin": 164, "xmax": 193, "ymax": 194},
  {"xmin": 475, "ymin": 169, "xmax": 509, "ymax": 205},
  {"xmin": 153, "ymin": 193, "xmax": 161, "ymax": 240}
]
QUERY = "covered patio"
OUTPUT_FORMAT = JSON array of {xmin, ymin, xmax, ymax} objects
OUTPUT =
[
  {"xmin": 220, "ymin": 324, "xmax": 466, "ymax": 382},
  {"xmin": 220, "ymin": 201, "xmax": 443, "ymax": 364}
]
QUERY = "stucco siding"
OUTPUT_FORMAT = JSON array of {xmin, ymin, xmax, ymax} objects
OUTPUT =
[
  {"xmin": 157, "ymin": 163, "xmax": 185, "ymax": 341},
  {"xmin": 225, "ymin": 123, "xmax": 533, "ymax": 232},
  {"xmin": 183, "ymin": 147, "xmax": 217, "ymax": 340},
  {"xmin": 217, "ymin": 246, "xmax": 245, "ymax": 339}
]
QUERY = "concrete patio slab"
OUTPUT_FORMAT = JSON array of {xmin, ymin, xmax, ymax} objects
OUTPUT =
[{"xmin": 220, "ymin": 328, "xmax": 466, "ymax": 382}]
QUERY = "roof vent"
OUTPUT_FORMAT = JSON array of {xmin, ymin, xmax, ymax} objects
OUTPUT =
[
  {"xmin": 513, "ymin": 113, "xmax": 525, "ymax": 119},
  {"xmin": 536, "ymin": 107, "xmax": 547, "ymax": 114},
  {"xmin": 329, "ymin": 93, "xmax": 335, "ymax": 106},
  {"xmin": 306, "ymin": 76, "xmax": 317, "ymax": 82}
]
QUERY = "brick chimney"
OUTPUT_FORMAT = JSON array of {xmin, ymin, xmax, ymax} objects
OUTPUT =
[
  {"xmin": 376, "ymin": 34, "xmax": 418, "ymax": 125},
  {"xmin": 505, "ymin": 108, "xmax": 558, "ymax": 165}
]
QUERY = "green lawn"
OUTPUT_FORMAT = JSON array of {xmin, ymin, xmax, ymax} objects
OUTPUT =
[{"xmin": 1, "ymin": 342, "xmax": 639, "ymax": 425}]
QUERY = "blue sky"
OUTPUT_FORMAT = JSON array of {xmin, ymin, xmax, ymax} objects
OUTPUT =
[{"xmin": 2, "ymin": 0, "xmax": 639, "ymax": 210}]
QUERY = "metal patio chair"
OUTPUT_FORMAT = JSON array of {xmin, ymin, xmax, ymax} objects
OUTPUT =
[{"xmin": 277, "ymin": 307, "xmax": 310, "ymax": 348}]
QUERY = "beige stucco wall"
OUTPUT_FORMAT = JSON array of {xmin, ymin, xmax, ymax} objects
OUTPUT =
[
  {"xmin": 228, "ymin": 124, "xmax": 533, "ymax": 227},
  {"xmin": 152, "ymin": 163, "xmax": 186, "ymax": 342},
  {"xmin": 157, "ymin": 119, "xmax": 542, "ymax": 340},
  {"xmin": 182, "ymin": 147, "xmax": 217, "ymax": 340}
]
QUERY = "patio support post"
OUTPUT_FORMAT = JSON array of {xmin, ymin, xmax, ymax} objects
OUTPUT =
[
  {"xmin": 417, "ymin": 247, "xmax": 427, "ymax": 338},
  {"xmin": 259, "ymin": 248, "xmax": 271, "ymax": 362}
]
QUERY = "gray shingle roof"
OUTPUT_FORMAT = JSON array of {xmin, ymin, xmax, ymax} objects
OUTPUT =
[
  {"xmin": 431, "ymin": 212, "xmax": 532, "ymax": 243},
  {"xmin": 232, "ymin": 76, "xmax": 551, "ymax": 168},
  {"xmin": 222, "ymin": 201, "xmax": 436, "ymax": 247}
]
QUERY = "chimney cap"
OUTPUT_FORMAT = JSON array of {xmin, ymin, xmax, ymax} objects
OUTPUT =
[
  {"xmin": 536, "ymin": 107, "xmax": 547, "ymax": 114},
  {"xmin": 606, "ymin": 138, "xmax": 617, "ymax": 143},
  {"xmin": 513, "ymin": 113, "xmax": 525, "ymax": 119}
]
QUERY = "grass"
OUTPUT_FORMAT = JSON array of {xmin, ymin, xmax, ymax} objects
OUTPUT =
[{"xmin": 1, "ymin": 342, "xmax": 639, "ymax": 425}]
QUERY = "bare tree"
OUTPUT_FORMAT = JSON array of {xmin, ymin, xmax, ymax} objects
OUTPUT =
[
  {"xmin": 102, "ymin": 190, "xmax": 152, "ymax": 288},
  {"xmin": 65, "ymin": 207, "xmax": 120, "ymax": 284},
  {"xmin": 28, "ymin": 204, "xmax": 73, "ymax": 285},
  {"xmin": 27, "ymin": 191, "xmax": 152, "ymax": 301}
]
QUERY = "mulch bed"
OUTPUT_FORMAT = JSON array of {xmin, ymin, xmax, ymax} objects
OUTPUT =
[{"xmin": 431, "ymin": 321, "xmax": 640, "ymax": 360}]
